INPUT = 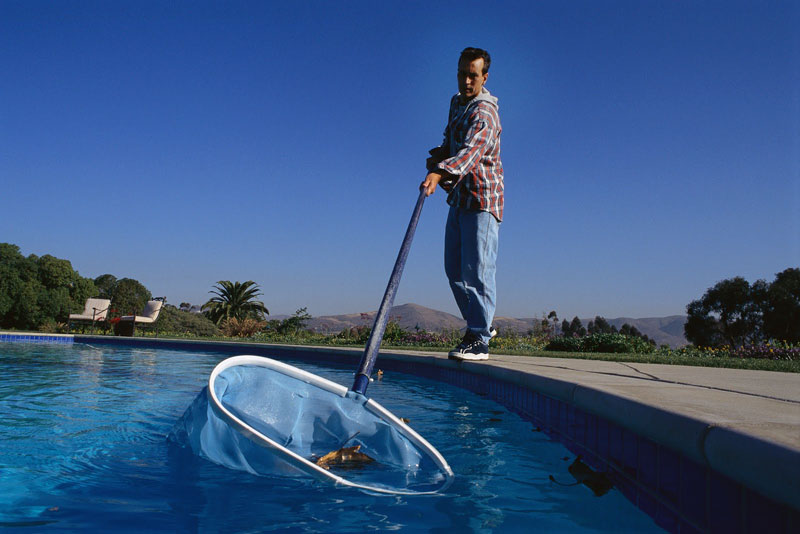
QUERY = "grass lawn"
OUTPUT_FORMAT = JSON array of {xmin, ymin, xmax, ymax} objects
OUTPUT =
[{"xmin": 375, "ymin": 344, "xmax": 799, "ymax": 373}]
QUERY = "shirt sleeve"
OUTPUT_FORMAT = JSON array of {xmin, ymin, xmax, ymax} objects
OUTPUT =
[
  {"xmin": 426, "ymin": 102, "xmax": 454, "ymax": 172},
  {"xmin": 436, "ymin": 105, "xmax": 498, "ymax": 178},
  {"xmin": 434, "ymin": 108, "xmax": 453, "ymax": 159}
]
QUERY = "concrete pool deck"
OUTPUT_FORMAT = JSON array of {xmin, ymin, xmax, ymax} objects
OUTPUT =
[{"xmin": 378, "ymin": 348, "xmax": 800, "ymax": 513}]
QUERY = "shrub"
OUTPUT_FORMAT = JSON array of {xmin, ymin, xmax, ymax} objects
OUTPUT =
[
  {"xmin": 275, "ymin": 307, "xmax": 311, "ymax": 335},
  {"xmin": 659, "ymin": 341, "xmax": 799, "ymax": 361},
  {"xmin": 545, "ymin": 336, "xmax": 584, "ymax": 352},
  {"xmin": 730, "ymin": 341, "xmax": 798, "ymax": 361},
  {"xmin": 330, "ymin": 325, "xmax": 372, "ymax": 345},
  {"xmin": 582, "ymin": 333, "xmax": 655, "ymax": 354},
  {"xmin": 392, "ymin": 328, "xmax": 458, "ymax": 347},
  {"xmin": 158, "ymin": 305, "xmax": 220, "ymax": 337},
  {"xmin": 326, "ymin": 322, "xmax": 459, "ymax": 348},
  {"xmin": 382, "ymin": 320, "xmax": 407, "ymax": 344},
  {"xmin": 38, "ymin": 320, "xmax": 68, "ymax": 334},
  {"xmin": 546, "ymin": 333, "xmax": 655, "ymax": 354},
  {"xmin": 221, "ymin": 317, "xmax": 266, "ymax": 337}
]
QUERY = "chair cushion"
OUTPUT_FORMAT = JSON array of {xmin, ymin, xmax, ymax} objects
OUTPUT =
[
  {"xmin": 120, "ymin": 315, "xmax": 156, "ymax": 324},
  {"xmin": 120, "ymin": 301, "xmax": 162, "ymax": 324},
  {"xmin": 73, "ymin": 298, "xmax": 111, "ymax": 321},
  {"xmin": 141, "ymin": 300, "xmax": 163, "ymax": 320}
]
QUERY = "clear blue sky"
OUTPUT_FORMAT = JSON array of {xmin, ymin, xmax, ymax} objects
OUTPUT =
[{"xmin": 2, "ymin": 1, "xmax": 798, "ymax": 320}]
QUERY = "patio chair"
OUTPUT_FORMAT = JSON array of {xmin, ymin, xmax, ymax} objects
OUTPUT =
[
  {"xmin": 119, "ymin": 298, "xmax": 165, "ymax": 337},
  {"xmin": 68, "ymin": 298, "xmax": 111, "ymax": 333}
]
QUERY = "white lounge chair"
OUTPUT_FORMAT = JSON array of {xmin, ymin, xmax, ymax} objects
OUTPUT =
[
  {"xmin": 119, "ymin": 298, "xmax": 165, "ymax": 337},
  {"xmin": 68, "ymin": 298, "xmax": 111, "ymax": 333}
]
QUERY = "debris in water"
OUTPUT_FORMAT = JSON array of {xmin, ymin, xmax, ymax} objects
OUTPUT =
[
  {"xmin": 315, "ymin": 445, "xmax": 375, "ymax": 471},
  {"xmin": 549, "ymin": 457, "xmax": 614, "ymax": 497},
  {"xmin": 568, "ymin": 457, "xmax": 614, "ymax": 496}
]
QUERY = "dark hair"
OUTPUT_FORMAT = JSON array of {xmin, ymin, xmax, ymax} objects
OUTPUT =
[{"xmin": 459, "ymin": 47, "xmax": 491, "ymax": 74}]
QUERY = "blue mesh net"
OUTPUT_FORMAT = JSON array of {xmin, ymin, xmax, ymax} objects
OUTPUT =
[{"xmin": 169, "ymin": 357, "xmax": 452, "ymax": 494}]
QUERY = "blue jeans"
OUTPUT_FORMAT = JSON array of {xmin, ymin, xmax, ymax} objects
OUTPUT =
[{"xmin": 444, "ymin": 206, "xmax": 500, "ymax": 344}]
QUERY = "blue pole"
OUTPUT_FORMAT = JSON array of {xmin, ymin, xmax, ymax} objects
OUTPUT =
[{"xmin": 352, "ymin": 189, "xmax": 426, "ymax": 395}]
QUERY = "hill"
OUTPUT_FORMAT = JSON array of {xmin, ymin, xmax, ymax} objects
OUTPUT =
[
  {"xmin": 307, "ymin": 303, "xmax": 465, "ymax": 334},
  {"xmin": 305, "ymin": 303, "xmax": 688, "ymax": 347}
]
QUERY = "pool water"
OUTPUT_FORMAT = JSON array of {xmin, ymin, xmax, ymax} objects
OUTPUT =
[{"xmin": 0, "ymin": 343, "xmax": 662, "ymax": 532}]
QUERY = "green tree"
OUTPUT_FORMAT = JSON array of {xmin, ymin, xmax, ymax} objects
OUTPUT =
[
  {"xmin": 547, "ymin": 310, "xmax": 559, "ymax": 335},
  {"xmin": 685, "ymin": 277, "xmax": 761, "ymax": 347},
  {"xmin": 684, "ymin": 300, "xmax": 723, "ymax": 347},
  {"xmin": 588, "ymin": 316, "xmax": 614, "ymax": 335},
  {"xmin": 0, "ymin": 244, "xmax": 26, "ymax": 323},
  {"xmin": 277, "ymin": 307, "xmax": 312, "ymax": 335},
  {"xmin": 36, "ymin": 255, "xmax": 82, "ymax": 321},
  {"xmin": 203, "ymin": 280, "xmax": 269, "ymax": 325},
  {"xmin": 560, "ymin": 319, "xmax": 570, "ymax": 336},
  {"xmin": 618, "ymin": 323, "xmax": 653, "ymax": 344},
  {"xmin": 94, "ymin": 274, "xmax": 118, "ymax": 300},
  {"xmin": 111, "ymin": 278, "xmax": 152, "ymax": 316},
  {"xmin": 38, "ymin": 255, "xmax": 74, "ymax": 288},
  {"xmin": 0, "ymin": 243, "xmax": 97, "ymax": 329},
  {"xmin": 762, "ymin": 268, "xmax": 800, "ymax": 343},
  {"xmin": 69, "ymin": 277, "xmax": 99, "ymax": 309},
  {"xmin": 562, "ymin": 316, "xmax": 586, "ymax": 338}
]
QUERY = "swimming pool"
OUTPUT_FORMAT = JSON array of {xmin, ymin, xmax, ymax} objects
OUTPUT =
[{"xmin": 0, "ymin": 342, "xmax": 662, "ymax": 532}]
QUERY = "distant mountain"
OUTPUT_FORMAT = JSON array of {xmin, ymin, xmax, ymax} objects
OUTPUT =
[
  {"xmin": 307, "ymin": 303, "xmax": 465, "ymax": 334},
  {"xmin": 304, "ymin": 303, "xmax": 688, "ymax": 347}
]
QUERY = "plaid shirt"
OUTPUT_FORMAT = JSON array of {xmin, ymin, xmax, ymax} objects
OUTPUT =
[{"xmin": 435, "ymin": 90, "xmax": 504, "ymax": 222}]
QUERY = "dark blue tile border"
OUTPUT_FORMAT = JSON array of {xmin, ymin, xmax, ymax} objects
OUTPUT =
[{"xmin": 0, "ymin": 333, "xmax": 73, "ymax": 344}]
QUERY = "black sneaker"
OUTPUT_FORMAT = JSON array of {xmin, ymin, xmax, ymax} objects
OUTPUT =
[{"xmin": 449, "ymin": 331, "xmax": 489, "ymax": 361}]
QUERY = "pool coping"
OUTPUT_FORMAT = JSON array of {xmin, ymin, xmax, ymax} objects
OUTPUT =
[{"xmin": 12, "ymin": 333, "xmax": 800, "ymax": 513}]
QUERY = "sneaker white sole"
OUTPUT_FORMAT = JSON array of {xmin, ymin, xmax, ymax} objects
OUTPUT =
[{"xmin": 451, "ymin": 353, "xmax": 489, "ymax": 361}]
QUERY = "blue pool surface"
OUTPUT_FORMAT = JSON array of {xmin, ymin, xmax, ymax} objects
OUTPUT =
[{"xmin": 0, "ymin": 342, "xmax": 662, "ymax": 532}]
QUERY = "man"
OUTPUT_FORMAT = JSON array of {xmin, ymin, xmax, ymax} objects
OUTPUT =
[{"xmin": 421, "ymin": 47, "xmax": 503, "ymax": 361}]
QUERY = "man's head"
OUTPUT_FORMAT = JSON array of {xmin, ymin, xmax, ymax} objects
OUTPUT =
[{"xmin": 458, "ymin": 47, "xmax": 491, "ymax": 101}]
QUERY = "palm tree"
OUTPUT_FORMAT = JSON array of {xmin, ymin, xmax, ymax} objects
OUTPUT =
[{"xmin": 203, "ymin": 280, "xmax": 269, "ymax": 325}]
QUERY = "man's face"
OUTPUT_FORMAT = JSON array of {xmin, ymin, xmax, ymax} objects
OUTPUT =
[{"xmin": 457, "ymin": 57, "xmax": 488, "ymax": 101}]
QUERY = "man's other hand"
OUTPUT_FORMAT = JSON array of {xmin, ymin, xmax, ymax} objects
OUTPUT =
[{"xmin": 421, "ymin": 172, "xmax": 443, "ymax": 196}]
